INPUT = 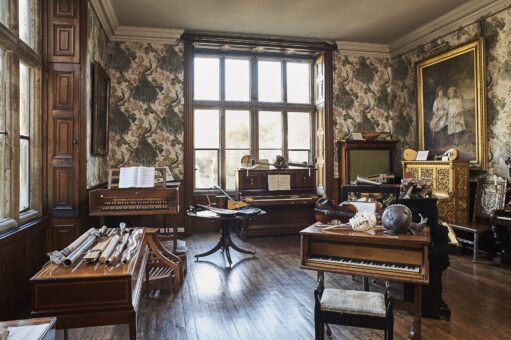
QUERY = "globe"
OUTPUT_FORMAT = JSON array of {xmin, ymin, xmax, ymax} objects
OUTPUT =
[{"xmin": 382, "ymin": 204, "xmax": 412, "ymax": 234}]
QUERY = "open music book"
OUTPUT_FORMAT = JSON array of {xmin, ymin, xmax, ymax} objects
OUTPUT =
[
  {"xmin": 267, "ymin": 174, "xmax": 291, "ymax": 191},
  {"xmin": 119, "ymin": 166, "xmax": 155, "ymax": 188}
]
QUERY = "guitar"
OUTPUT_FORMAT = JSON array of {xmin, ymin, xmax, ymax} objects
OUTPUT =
[{"xmin": 214, "ymin": 185, "xmax": 248, "ymax": 210}]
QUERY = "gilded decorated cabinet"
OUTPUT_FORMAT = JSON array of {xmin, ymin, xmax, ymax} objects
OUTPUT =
[{"xmin": 402, "ymin": 161, "xmax": 469, "ymax": 224}]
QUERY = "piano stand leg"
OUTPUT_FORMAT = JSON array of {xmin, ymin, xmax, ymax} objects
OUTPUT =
[
  {"xmin": 362, "ymin": 277, "xmax": 369, "ymax": 291},
  {"xmin": 63, "ymin": 329, "xmax": 69, "ymax": 340},
  {"xmin": 129, "ymin": 321, "xmax": 137, "ymax": 340},
  {"xmin": 325, "ymin": 324, "xmax": 332, "ymax": 336},
  {"xmin": 409, "ymin": 284, "xmax": 422, "ymax": 340},
  {"xmin": 225, "ymin": 247, "xmax": 232, "ymax": 266}
]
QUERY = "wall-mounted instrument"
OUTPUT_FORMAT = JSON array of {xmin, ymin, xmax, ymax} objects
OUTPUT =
[
  {"xmin": 241, "ymin": 154, "xmax": 314, "ymax": 169},
  {"xmin": 314, "ymin": 198, "xmax": 357, "ymax": 224}
]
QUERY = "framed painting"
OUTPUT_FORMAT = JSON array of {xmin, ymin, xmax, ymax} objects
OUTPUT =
[
  {"xmin": 92, "ymin": 61, "xmax": 110, "ymax": 155},
  {"xmin": 417, "ymin": 38, "xmax": 487, "ymax": 169}
]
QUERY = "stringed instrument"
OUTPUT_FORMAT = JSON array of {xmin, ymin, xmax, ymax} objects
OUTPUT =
[
  {"xmin": 314, "ymin": 198, "xmax": 357, "ymax": 224},
  {"xmin": 241, "ymin": 155, "xmax": 314, "ymax": 169},
  {"xmin": 214, "ymin": 185, "xmax": 248, "ymax": 209}
]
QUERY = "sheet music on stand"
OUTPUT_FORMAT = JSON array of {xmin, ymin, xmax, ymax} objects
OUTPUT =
[
  {"xmin": 108, "ymin": 167, "xmax": 172, "ymax": 189},
  {"xmin": 118, "ymin": 166, "xmax": 155, "ymax": 188},
  {"xmin": 268, "ymin": 174, "xmax": 291, "ymax": 191}
]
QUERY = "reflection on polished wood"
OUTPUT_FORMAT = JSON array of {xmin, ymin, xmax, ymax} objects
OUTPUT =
[{"xmin": 58, "ymin": 233, "xmax": 511, "ymax": 339}]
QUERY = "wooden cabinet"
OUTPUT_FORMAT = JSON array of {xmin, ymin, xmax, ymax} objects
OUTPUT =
[
  {"xmin": 0, "ymin": 218, "xmax": 48, "ymax": 320},
  {"xmin": 45, "ymin": 0, "xmax": 87, "ymax": 250},
  {"xmin": 237, "ymin": 169, "xmax": 320, "ymax": 239},
  {"xmin": 337, "ymin": 140, "xmax": 399, "ymax": 186},
  {"xmin": 402, "ymin": 160, "xmax": 470, "ymax": 224}
]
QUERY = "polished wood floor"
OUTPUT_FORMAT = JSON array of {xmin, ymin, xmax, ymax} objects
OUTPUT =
[{"xmin": 67, "ymin": 232, "xmax": 511, "ymax": 340}]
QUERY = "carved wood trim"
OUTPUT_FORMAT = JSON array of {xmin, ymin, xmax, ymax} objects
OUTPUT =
[{"xmin": 47, "ymin": 0, "xmax": 79, "ymax": 63}]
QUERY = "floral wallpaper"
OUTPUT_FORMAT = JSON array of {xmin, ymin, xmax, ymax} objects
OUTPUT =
[
  {"xmin": 332, "ymin": 53, "xmax": 393, "ymax": 176},
  {"xmin": 86, "ymin": 2, "xmax": 110, "ymax": 188},
  {"xmin": 107, "ymin": 41, "xmax": 185, "ymax": 180},
  {"xmin": 390, "ymin": 7, "xmax": 511, "ymax": 178}
]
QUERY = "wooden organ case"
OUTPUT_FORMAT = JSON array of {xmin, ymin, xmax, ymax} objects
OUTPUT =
[
  {"xmin": 89, "ymin": 170, "xmax": 185, "ymax": 292},
  {"xmin": 338, "ymin": 140, "xmax": 399, "ymax": 186},
  {"xmin": 237, "ymin": 168, "xmax": 320, "ymax": 239}
]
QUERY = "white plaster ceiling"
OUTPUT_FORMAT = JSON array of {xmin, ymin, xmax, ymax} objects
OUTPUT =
[{"xmin": 110, "ymin": 0, "xmax": 471, "ymax": 43}]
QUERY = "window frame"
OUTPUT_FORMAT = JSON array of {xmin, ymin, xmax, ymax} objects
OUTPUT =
[
  {"xmin": 0, "ymin": 0, "xmax": 42, "ymax": 232},
  {"xmin": 192, "ymin": 51, "xmax": 315, "ymax": 192}
]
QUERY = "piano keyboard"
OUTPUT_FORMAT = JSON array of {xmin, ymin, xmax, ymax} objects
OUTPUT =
[{"xmin": 308, "ymin": 255, "xmax": 421, "ymax": 273}]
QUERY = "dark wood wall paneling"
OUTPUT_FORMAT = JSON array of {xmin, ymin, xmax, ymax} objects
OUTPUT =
[
  {"xmin": 0, "ymin": 218, "xmax": 48, "ymax": 320},
  {"xmin": 46, "ymin": 0, "xmax": 89, "ymax": 249}
]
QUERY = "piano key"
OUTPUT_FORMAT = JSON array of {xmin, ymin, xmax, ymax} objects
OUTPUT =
[{"xmin": 308, "ymin": 255, "xmax": 420, "ymax": 273}]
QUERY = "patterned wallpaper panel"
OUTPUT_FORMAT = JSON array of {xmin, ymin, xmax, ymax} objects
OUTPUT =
[
  {"xmin": 107, "ymin": 41, "xmax": 185, "ymax": 180},
  {"xmin": 332, "ymin": 53, "xmax": 393, "ymax": 176}
]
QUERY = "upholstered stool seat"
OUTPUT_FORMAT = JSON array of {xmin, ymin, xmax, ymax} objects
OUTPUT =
[
  {"xmin": 320, "ymin": 288, "xmax": 386, "ymax": 317},
  {"xmin": 314, "ymin": 273, "xmax": 393, "ymax": 340}
]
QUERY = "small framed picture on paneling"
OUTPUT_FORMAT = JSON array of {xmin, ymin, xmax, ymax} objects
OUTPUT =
[{"xmin": 92, "ymin": 61, "xmax": 110, "ymax": 156}]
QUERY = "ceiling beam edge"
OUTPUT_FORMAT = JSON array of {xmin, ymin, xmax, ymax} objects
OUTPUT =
[
  {"xmin": 112, "ymin": 26, "xmax": 184, "ymax": 43},
  {"xmin": 336, "ymin": 41, "xmax": 390, "ymax": 58},
  {"xmin": 388, "ymin": 0, "xmax": 511, "ymax": 58},
  {"xmin": 90, "ymin": 0, "xmax": 118, "ymax": 39}
]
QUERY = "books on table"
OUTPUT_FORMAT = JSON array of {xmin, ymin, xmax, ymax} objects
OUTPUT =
[{"xmin": 118, "ymin": 167, "xmax": 155, "ymax": 188}]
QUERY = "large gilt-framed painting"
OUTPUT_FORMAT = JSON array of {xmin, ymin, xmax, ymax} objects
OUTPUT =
[
  {"xmin": 417, "ymin": 38, "xmax": 487, "ymax": 169},
  {"xmin": 92, "ymin": 61, "xmax": 110, "ymax": 156}
]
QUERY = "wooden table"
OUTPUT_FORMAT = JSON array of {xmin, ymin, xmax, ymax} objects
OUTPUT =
[
  {"xmin": 30, "ymin": 231, "xmax": 147, "ymax": 340},
  {"xmin": 188, "ymin": 210, "xmax": 255, "ymax": 267},
  {"xmin": 0, "ymin": 317, "xmax": 56, "ymax": 340}
]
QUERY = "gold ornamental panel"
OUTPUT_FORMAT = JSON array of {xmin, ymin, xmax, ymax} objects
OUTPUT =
[
  {"xmin": 455, "ymin": 165, "xmax": 468, "ymax": 197},
  {"xmin": 436, "ymin": 168, "xmax": 451, "ymax": 193},
  {"xmin": 421, "ymin": 168, "xmax": 434, "ymax": 180}
]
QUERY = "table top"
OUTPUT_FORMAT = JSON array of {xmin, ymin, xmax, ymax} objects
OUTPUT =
[
  {"xmin": 30, "ymin": 230, "xmax": 146, "ymax": 281},
  {"xmin": 0, "ymin": 317, "xmax": 56, "ymax": 340},
  {"xmin": 187, "ymin": 210, "xmax": 243, "ymax": 220},
  {"xmin": 301, "ymin": 223, "xmax": 430, "ymax": 245}
]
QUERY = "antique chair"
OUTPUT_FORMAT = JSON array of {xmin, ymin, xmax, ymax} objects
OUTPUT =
[
  {"xmin": 145, "ymin": 229, "xmax": 184, "ymax": 293},
  {"xmin": 491, "ymin": 158, "xmax": 511, "ymax": 265},
  {"xmin": 450, "ymin": 175, "xmax": 507, "ymax": 262},
  {"xmin": 314, "ymin": 273, "xmax": 393, "ymax": 340}
]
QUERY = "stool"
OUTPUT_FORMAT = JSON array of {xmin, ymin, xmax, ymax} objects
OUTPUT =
[{"xmin": 314, "ymin": 273, "xmax": 393, "ymax": 340}]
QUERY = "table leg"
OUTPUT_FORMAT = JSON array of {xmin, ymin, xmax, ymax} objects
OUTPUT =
[
  {"xmin": 409, "ymin": 284, "xmax": 422, "ymax": 340},
  {"xmin": 229, "ymin": 237, "xmax": 255, "ymax": 255},
  {"xmin": 129, "ymin": 321, "xmax": 137, "ymax": 340},
  {"xmin": 194, "ymin": 238, "xmax": 224, "ymax": 260},
  {"xmin": 64, "ymin": 329, "xmax": 69, "ymax": 340},
  {"xmin": 473, "ymin": 233, "xmax": 479, "ymax": 263},
  {"xmin": 362, "ymin": 277, "xmax": 369, "ymax": 291}
]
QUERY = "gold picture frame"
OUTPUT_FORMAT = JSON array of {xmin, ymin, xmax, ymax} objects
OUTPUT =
[{"xmin": 417, "ymin": 38, "xmax": 487, "ymax": 170}]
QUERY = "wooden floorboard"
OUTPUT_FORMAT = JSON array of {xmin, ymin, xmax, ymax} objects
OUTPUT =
[{"xmin": 66, "ymin": 232, "xmax": 511, "ymax": 340}]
